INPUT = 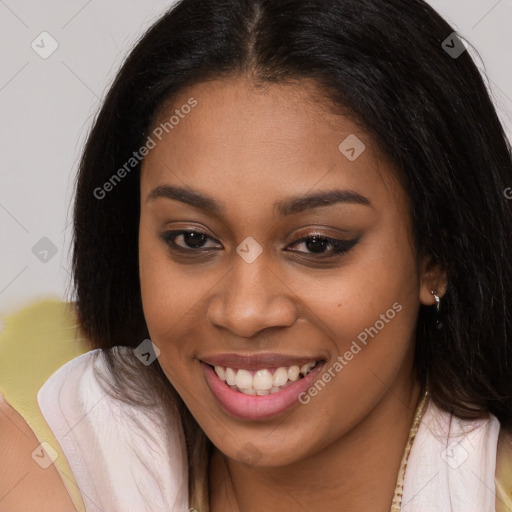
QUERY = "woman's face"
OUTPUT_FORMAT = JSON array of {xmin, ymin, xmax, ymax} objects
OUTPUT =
[{"xmin": 139, "ymin": 77, "xmax": 440, "ymax": 466}]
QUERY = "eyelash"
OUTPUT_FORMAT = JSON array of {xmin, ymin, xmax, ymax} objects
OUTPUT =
[{"xmin": 160, "ymin": 229, "xmax": 358, "ymax": 259}]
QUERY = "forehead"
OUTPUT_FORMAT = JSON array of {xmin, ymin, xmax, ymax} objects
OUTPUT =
[{"xmin": 140, "ymin": 77, "xmax": 403, "ymax": 213}]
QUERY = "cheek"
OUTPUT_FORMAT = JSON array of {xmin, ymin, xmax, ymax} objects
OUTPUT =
[
  {"xmin": 138, "ymin": 228, "xmax": 193, "ymax": 390},
  {"xmin": 138, "ymin": 220, "xmax": 189, "ymax": 346},
  {"xmin": 310, "ymin": 222, "xmax": 420, "ymax": 364},
  {"xmin": 296, "ymin": 240, "xmax": 419, "ymax": 443},
  {"xmin": 138, "ymin": 219, "xmax": 218, "ymax": 377}
]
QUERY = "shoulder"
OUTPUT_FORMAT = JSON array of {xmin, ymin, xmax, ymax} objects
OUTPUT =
[{"xmin": 0, "ymin": 393, "xmax": 76, "ymax": 511}]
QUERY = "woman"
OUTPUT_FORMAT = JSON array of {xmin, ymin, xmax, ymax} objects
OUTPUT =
[{"xmin": 1, "ymin": 0, "xmax": 511, "ymax": 510}]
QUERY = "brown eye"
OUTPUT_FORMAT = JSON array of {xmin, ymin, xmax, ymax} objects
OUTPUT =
[
  {"xmin": 287, "ymin": 234, "xmax": 359, "ymax": 257},
  {"xmin": 160, "ymin": 230, "xmax": 220, "ymax": 251}
]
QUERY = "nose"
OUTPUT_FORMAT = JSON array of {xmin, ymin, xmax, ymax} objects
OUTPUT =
[{"xmin": 206, "ymin": 255, "xmax": 298, "ymax": 339}]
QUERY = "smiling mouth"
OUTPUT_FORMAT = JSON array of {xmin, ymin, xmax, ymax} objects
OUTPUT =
[{"xmin": 205, "ymin": 361, "xmax": 321, "ymax": 396}]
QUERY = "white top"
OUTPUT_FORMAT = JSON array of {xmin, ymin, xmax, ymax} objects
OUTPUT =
[
  {"xmin": 37, "ymin": 348, "xmax": 189, "ymax": 512},
  {"xmin": 38, "ymin": 348, "xmax": 501, "ymax": 512}
]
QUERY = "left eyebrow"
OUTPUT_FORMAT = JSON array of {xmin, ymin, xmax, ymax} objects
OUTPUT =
[
  {"xmin": 274, "ymin": 189, "xmax": 372, "ymax": 216},
  {"xmin": 145, "ymin": 184, "xmax": 372, "ymax": 217}
]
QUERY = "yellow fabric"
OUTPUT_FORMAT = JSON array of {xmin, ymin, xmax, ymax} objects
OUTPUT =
[
  {"xmin": 496, "ymin": 426, "xmax": 512, "ymax": 512},
  {"xmin": 0, "ymin": 298, "xmax": 90, "ymax": 512},
  {"xmin": 1, "ymin": 298, "xmax": 511, "ymax": 511}
]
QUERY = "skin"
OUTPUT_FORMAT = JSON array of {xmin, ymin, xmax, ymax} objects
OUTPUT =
[
  {"xmin": 138, "ymin": 76, "xmax": 446, "ymax": 512},
  {"xmin": 0, "ymin": 395, "xmax": 76, "ymax": 511}
]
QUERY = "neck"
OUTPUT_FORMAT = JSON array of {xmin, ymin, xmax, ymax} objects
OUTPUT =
[{"xmin": 209, "ymin": 377, "xmax": 423, "ymax": 512}]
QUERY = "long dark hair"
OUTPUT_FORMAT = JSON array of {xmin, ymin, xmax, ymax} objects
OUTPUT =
[{"xmin": 71, "ymin": 0, "xmax": 512, "ymax": 508}]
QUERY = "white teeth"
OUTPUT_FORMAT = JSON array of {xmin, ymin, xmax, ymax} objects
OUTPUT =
[
  {"xmin": 235, "ymin": 369, "xmax": 253, "ymax": 389},
  {"xmin": 239, "ymin": 387, "xmax": 257, "ymax": 395},
  {"xmin": 214, "ymin": 366, "xmax": 225, "ymax": 381},
  {"xmin": 225, "ymin": 367, "xmax": 236, "ymax": 386},
  {"xmin": 272, "ymin": 367, "xmax": 288, "ymax": 387},
  {"xmin": 253, "ymin": 369, "xmax": 273, "ymax": 391},
  {"xmin": 213, "ymin": 361, "xmax": 318, "ymax": 395},
  {"xmin": 288, "ymin": 366, "xmax": 300, "ymax": 382}
]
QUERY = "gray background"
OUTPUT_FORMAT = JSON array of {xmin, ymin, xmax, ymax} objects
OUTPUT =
[{"xmin": 1, "ymin": 0, "xmax": 511, "ymax": 316}]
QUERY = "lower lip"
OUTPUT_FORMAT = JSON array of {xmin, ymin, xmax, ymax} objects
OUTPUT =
[{"xmin": 200, "ymin": 361, "xmax": 325, "ymax": 421}]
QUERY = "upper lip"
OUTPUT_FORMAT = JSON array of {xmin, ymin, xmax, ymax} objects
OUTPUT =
[{"xmin": 200, "ymin": 352, "xmax": 325, "ymax": 370}]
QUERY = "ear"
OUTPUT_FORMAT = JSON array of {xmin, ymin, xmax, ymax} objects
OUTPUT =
[{"xmin": 419, "ymin": 254, "xmax": 447, "ymax": 306}]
